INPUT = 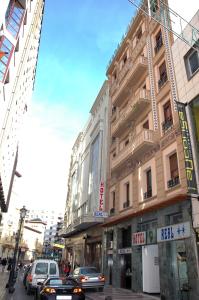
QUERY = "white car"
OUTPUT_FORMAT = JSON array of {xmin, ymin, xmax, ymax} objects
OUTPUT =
[{"xmin": 25, "ymin": 259, "xmax": 59, "ymax": 295}]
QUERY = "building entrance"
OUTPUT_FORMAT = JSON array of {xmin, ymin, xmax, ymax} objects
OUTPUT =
[{"xmin": 120, "ymin": 254, "xmax": 132, "ymax": 289}]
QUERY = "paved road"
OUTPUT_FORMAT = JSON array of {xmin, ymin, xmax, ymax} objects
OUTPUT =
[{"xmin": 0, "ymin": 271, "xmax": 160, "ymax": 300}]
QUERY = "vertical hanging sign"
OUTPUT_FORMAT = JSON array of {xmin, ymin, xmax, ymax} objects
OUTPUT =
[
  {"xmin": 177, "ymin": 102, "xmax": 197, "ymax": 193},
  {"xmin": 99, "ymin": 182, "xmax": 104, "ymax": 211}
]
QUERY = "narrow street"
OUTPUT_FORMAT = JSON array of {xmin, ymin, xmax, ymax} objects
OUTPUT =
[{"xmin": 0, "ymin": 270, "xmax": 160, "ymax": 300}]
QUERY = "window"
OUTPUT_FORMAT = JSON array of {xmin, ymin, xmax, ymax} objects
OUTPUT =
[
  {"xmin": 123, "ymin": 183, "xmax": 130, "ymax": 208},
  {"xmin": 110, "ymin": 191, "xmax": 115, "ymax": 215},
  {"xmin": 0, "ymin": 36, "xmax": 14, "ymax": 82},
  {"xmin": 136, "ymin": 27, "xmax": 142, "ymax": 42},
  {"xmin": 155, "ymin": 30, "xmax": 163, "ymax": 54},
  {"xmin": 185, "ymin": 46, "xmax": 199, "ymax": 79},
  {"xmin": 5, "ymin": 0, "xmax": 25, "ymax": 38},
  {"xmin": 49, "ymin": 263, "xmax": 56, "ymax": 275},
  {"xmin": 35, "ymin": 263, "xmax": 48, "ymax": 275},
  {"xmin": 121, "ymin": 226, "xmax": 131, "ymax": 248},
  {"xmin": 168, "ymin": 152, "xmax": 179, "ymax": 188},
  {"xmin": 162, "ymin": 101, "xmax": 173, "ymax": 132},
  {"xmin": 144, "ymin": 169, "xmax": 152, "ymax": 199},
  {"xmin": 158, "ymin": 61, "xmax": 167, "ymax": 89}
]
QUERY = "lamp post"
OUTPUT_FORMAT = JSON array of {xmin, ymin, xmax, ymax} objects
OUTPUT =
[{"xmin": 7, "ymin": 205, "xmax": 28, "ymax": 293}]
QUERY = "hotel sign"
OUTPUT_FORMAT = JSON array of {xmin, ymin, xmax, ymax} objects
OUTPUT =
[
  {"xmin": 177, "ymin": 102, "xmax": 197, "ymax": 193},
  {"xmin": 132, "ymin": 231, "xmax": 146, "ymax": 245},
  {"xmin": 157, "ymin": 222, "xmax": 191, "ymax": 242},
  {"xmin": 99, "ymin": 182, "xmax": 104, "ymax": 210}
]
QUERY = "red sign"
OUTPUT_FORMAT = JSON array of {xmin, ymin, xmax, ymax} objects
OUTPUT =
[
  {"xmin": 132, "ymin": 232, "xmax": 146, "ymax": 245},
  {"xmin": 99, "ymin": 182, "xmax": 104, "ymax": 210}
]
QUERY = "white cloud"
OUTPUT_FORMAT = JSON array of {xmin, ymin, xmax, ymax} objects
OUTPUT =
[{"xmin": 17, "ymin": 101, "xmax": 84, "ymax": 213}]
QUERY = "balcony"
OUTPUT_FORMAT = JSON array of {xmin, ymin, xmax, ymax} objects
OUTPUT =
[
  {"xmin": 167, "ymin": 176, "xmax": 180, "ymax": 189},
  {"xmin": 111, "ymin": 129, "xmax": 158, "ymax": 170},
  {"xmin": 111, "ymin": 55, "xmax": 148, "ymax": 105},
  {"xmin": 112, "ymin": 89, "xmax": 151, "ymax": 137}
]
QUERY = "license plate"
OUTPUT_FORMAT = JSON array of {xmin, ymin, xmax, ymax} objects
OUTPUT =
[{"xmin": 56, "ymin": 296, "xmax": 72, "ymax": 300}]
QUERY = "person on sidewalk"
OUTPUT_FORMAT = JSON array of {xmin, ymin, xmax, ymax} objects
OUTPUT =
[{"xmin": 1, "ymin": 258, "xmax": 7, "ymax": 272}]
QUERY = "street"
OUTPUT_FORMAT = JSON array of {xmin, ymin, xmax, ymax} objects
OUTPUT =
[{"xmin": 0, "ymin": 270, "xmax": 160, "ymax": 300}]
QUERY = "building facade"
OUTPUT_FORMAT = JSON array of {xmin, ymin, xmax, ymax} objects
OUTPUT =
[
  {"xmin": 0, "ymin": 0, "xmax": 45, "ymax": 214},
  {"xmin": 62, "ymin": 81, "xmax": 109, "ymax": 270},
  {"xmin": 103, "ymin": 2, "xmax": 199, "ymax": 300}
]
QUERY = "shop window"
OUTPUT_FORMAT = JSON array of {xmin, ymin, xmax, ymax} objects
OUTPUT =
[
  {"xmin": 158, "ymin": 61, "xmax": 168, "ymax": 90},
  {"xmin": 123, "ymin": 182, "xmax": 130, "ymax": 208},
  {"xmin": 144, "ymin": 168, "xmax": 152, "ymax": 199},
  {"xmin": 154, "ymin": 30, "xmax": 163, "ymax": 54},
  {"xmin": 184, "ymin": 42, "xmax": 199, "ymax": 79},
  {"xmin": 167, "ymin": 152, "xmax": 179, "ymax": 188},
  {"xmin": 5, "ymin": 0, "xmax": 25, "ymax": 38},
  {"xmin": 143, "ymin": 120, "xmax": 149, "ymax": 129},
  {"xmin": 0, "ymin": 36, "xmax": 14, "ymax": 82},
  {"xmin": 162, "ymin": 100, "xmax": 173, "ymax": 132}
]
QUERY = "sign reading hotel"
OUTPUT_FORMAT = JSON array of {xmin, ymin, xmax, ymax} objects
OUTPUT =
[
  {"xmin": 157, "ymin": 222, "xmax": 190, "ymax": 243},
  {"xmin": 99, "ymin": 182, "xmax": 104, "ymax": 211},
  {"xmin": 132, "ymin": 231, "xmax": 146, "ymax": 245},
  {"xmin": 177, "ymin": 102, "xmax": 197, "ymax": 193}
]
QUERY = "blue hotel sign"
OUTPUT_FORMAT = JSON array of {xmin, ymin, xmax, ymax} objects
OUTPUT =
[{"xmin": 157, "ymin": 222, "xmax": 191, "ymax": 242}]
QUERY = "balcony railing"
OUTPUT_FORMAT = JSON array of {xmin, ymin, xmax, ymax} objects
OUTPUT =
[
  {"xmin": 167, "ymin": 176, "xmax": 180, "ymax": 188},
  {"xmin": 162, "ymin": 117, "xmax": 173, "ymax": 133},
  {"xmin": 110, "ymin": 208, "xmax": 115, "ymax": 215},
  {"xmin": 111, "ymin": 129, "xmax": 157, "ymax": 170},
  {"xmin": 158, "ymin": 72, "xmax": 168, "ymax": 90},
  {"xmin": 111, "ymin": 89, "xmax": 150, "ymax": 136},
  {"xmin": 0, "ymin": 36, "xmax": 14, "ymax": 82},
  {"xmin": 5, "ymin": 0, "xmax": 25, "ymax": 39},
  {"xmin": 143, "ymin": 189, "xmax": 152, "ymax": 199}
]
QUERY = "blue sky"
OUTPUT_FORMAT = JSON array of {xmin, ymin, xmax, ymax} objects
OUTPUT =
[{"xmin": 19, "ymin": 0, "xmax": 137, "ymax": 211}]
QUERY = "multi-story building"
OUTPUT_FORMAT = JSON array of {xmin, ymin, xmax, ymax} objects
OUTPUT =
[
  {"xmin": 103, "ymin": 2, "xmax": 199, "ymax": 300},
  {"xmin": 26, "ymin": 209, "xmax": 63, "ymax": 228},
  {"xmin": 172, "ymin": 8, "xmax": 199, "ymax": 263},
  {"xmin": 0, "ymin": 0, "xmax": 45, "ymax": 215},
  {"xmin": 62, "ymin": 81, "xmax": 109, "ymax": 270}
]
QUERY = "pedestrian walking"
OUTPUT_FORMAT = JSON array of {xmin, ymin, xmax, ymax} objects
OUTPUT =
[{"xmin": 1, "ymin": 258, "xmax": 7, "ymax": 272}]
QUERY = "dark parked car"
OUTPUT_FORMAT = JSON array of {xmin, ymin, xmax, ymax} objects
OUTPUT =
[
  {"xmin": 34, "ymin": 277, "xmax": 85, "ymax": 300},
  {"xmin": 72, "ymin": 267, "xmax": 105, "ymax": 292}
]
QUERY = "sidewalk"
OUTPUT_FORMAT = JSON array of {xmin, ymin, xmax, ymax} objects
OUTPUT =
[
  {"xmin": 0, "ymin": 271, "xmax": 9, "ymax": 300},
  {"xmin": 86, "ymin": 286, "xmax": 160, "ymax": 300}
]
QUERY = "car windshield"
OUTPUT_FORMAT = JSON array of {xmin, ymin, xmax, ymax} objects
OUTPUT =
[
  {"xmin": 47, "ymin": 278, "xmax": 78, "ymax": 286},
  {"xmin": 35, "ymin": 262, "xmax": 48, "ymax": 275},
  {"xmin": 80, "ymin": 267, "xmax": 98, "ymax": 274}
]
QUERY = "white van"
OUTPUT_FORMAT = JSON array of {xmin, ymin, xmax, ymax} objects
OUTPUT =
[{"xmin": 25, "ymin": 259, "xmax": 59, "ymax": 294}]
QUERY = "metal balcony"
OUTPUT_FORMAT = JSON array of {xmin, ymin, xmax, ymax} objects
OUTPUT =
[
  {"xmin": 111, "ymin": 129, "xmax": 158, "ymax": 170},
  {"xmin": 111, "ymin": 89, "xmax": 151, "ymax": 137},
  {"xmin": 167, "ymin": 176, "xmax": 180, "ymax": 189}
]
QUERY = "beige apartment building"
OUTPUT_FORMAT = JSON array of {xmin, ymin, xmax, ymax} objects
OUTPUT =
[{"xmin": 103, "ymin": 3, "xmax": 199, "ymax": 300}]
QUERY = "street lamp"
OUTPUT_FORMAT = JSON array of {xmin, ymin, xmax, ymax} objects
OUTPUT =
[{"xmin": 7, "ymin": 205, "xmax": 28, "ymax": 293}]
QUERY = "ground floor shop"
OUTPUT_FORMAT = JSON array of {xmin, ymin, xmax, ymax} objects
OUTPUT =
[
  {"xmin": 64, "ymin": 225, "xmax": 103, "ymax": 271},
  {"xmin": 103, "ymin": 199, "xmax": 199, "ymax": 300}
]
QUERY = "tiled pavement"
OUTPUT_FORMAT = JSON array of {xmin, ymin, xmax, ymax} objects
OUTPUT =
[{"xmin": 86, "ymin": 286, "xmax": 160, "ymax": 300}]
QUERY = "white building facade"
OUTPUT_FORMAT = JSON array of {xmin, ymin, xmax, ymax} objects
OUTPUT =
[
  {"xmin": 62, "ymin": 81, "xmax": 109, "ymax": 270},
  {"xmin": 0, "ymin": 0, "xmax": 45, "ymax": 214}
]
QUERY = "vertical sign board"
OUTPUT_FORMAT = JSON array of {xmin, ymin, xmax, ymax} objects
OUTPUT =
[
  {"xmin": 177, "ymin": 102, "xmax": 197, "ymax": 193},
  {"xmin": 99, "ymin": 182, "xmax": 104, "ymax": 211}
]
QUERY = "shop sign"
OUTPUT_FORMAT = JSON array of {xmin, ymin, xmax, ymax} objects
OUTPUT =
[
  {"xmin": 118, "ymin": 248, "xmax": 132, "ymax": 254},
  {"xmin": 99, "ymin": 182, "xmax": 104, "ymax": 210},
  {"xmin": 132, "ymin": 231, "xmax": 146, "ymax": 245},
  {"xmin": 53, "ymin": 243, "xmax": 65, "ymax": 249},
  {"xmin": 177, "ymin": 102, "xmax": 197, "ymax": 194},
  {"xmin": 157, "ymin": 222, "xmax": 191, "ymax": 243},
  {"xmin": 93, "ymin": 211, "xmax": 108, "ymax": 218}
]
